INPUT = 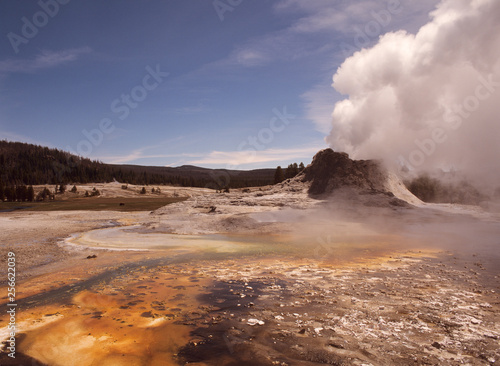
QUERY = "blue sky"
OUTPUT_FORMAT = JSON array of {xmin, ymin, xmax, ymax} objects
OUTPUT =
[{"xmin": 0, "ymin": 0, "xmax": 438, "ymax": 169}]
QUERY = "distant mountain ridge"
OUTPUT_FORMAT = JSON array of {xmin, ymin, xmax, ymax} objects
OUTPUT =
[{"xmin": 0, "ymin": 141, "xmax": 274, "ymax": 189}]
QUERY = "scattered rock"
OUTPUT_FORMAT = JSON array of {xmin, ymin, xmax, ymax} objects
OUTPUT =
[
  {"xmin": 484, "ymin": 332, "xmax": 499, "ymax": 340},
  {"xmin": 431, "ymin": 342, "xmax": 442, "ymax": 349},
  {"xmin": 470, "ymin": 317, "xmax": 481, "ymax": 325},
  {"xmin": 247, "ymin": 319, "xmax": 265, "ymax": 326},
  {"xmin": 314, "ymin": 327, "xmax": 323, "ymax": 335},
  {"xmin": 328, "ymin": 342, "xmax": 345, "ymax": 349}
]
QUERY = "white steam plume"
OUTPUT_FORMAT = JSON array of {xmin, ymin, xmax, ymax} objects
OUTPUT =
[{"xmin": 327, "ymin": 0, "xmax": 500, "ymax": 185}]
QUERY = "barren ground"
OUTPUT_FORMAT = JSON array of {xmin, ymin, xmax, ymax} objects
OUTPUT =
[{"xmin": 0, "ymin": 182, "xmax": 499, "ymax": 365}]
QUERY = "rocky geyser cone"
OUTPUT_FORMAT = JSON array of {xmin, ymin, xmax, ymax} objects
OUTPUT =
[{"xmin": 301, "ymin": 148, "xmax": 388, "ymax": 195}]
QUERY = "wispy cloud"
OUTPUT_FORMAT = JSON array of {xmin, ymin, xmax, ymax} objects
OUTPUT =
[
  {"xmin": 187, "ymin": 145, "xmax": 323, "ymax": 168},
  {"xmin": 0, "ymin": 47, "xmax": 91, "ymax": 74},
  {"xmin": 223, "ymin": 1, "xmax": 435, "ymax": 69},
  {"xmin": 301, "ymin": 83, "xmax": 338, "ymax": 134},
  {"xmin": 103, "ymin": 151, "xmax": 200, "ymax": 165},
  {"xmin": 190, "ymin": 0, "xmax": 436, "ymax": 87},
  {"xmin": 275, "ymin": 0, "xmax": 438, "ymax": 33},
  {"xmin": 0, "ymin": 130, "xmax": 55, "ymax": 148},
  {"xmin": 100, "ymin": 143, "xmax": 324, "ymax": 169},
  {"xmin": 233, "ymin": 49, "xmax": 270, "ymax": 67},
  {"xmin": 284, "ymin": 0, "xmax": 439, "ymax": 136},
  {"xmin": 99, "ymin": 138, "xmax": 196, "ymax": 165},
  {"xmin": 276, "ymin": 1, "xmax": 377, "ymax": 33}
]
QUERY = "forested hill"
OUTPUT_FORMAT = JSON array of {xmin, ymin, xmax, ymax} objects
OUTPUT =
[{"xmin": 0, "ymin": 141, "xmax": 274, "ymax": 189}]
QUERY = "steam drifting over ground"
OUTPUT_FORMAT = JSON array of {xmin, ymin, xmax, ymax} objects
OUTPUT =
[{"xmin": 327, "ymin": 0, "xmax": 500, "ymax": 186}]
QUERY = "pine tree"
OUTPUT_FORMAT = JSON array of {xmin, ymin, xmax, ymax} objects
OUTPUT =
[
  {"xmin": 5, "ymin": 186, "xmax": 15, "ymax": 202},
  {"xmin": 17, "ymin": 185, "xmax": 29, "ymax": 202},
  {"xmin": 274, "ymin": 166, "xmax": 285, "ymax": 184},
  {"xmin": 27, "ymin": 186, "xmax": 35, "ymax": 202},
  {"xmin": 285, "ymin": 163, "xmax": 299, "ymax": 179},
  {"xmin": 37, "ymin": 187, "xmax": 51, "ymax": 201},
  {"xmin": 299, "ymin": 162, "xmax": 305, "ymax": 171}
]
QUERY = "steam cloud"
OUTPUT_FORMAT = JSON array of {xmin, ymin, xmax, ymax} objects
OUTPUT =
[{"xmin": 327, "ymin": 0, "xmax": 500, "ymax": 185}]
